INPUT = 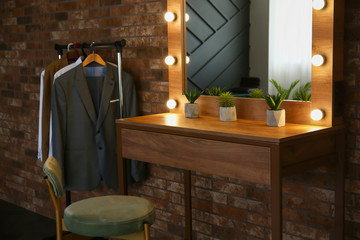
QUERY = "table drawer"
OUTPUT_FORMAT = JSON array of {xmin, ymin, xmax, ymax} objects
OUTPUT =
[{"xmin": 121, "ymin": 128, "xmax": 271, "ymax": 185}]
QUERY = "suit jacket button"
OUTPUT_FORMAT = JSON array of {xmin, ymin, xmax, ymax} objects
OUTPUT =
[{"xmin": 99, "ymin": 146, "xmax": 103, "ymax": 150}]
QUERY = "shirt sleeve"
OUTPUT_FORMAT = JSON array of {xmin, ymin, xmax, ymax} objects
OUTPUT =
[{"xmin": 37, "ymin": 70, "xmax": 45, "ymax": 161}]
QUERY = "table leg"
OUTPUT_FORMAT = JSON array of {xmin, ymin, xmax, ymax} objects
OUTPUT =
[
  {"xmin": 184, "ymin": 170, "xmax": 192, "ymax": 240},
  {"xmin": 116, "ymin": 126, "xmax": 128, "ymax": 195},
  {"xmin": 271, "ymin": 147, "xmax": 282, "ymax": 239},
  {"xmin": 335, "ymin": 133, "xmax": 345, "ymax": 239},
  {"xmin": 118, "ymin": 158, "xmax": 128, "ymax": 195}
]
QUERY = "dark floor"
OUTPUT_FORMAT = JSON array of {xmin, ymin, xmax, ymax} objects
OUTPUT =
[{"xmin": 0, "ymin": 199, "xmax": 57, "ymax": 240}]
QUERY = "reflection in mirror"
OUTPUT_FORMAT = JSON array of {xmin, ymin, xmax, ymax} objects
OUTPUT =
[{"xmin": 186, "ymin": 0, "xmax": 312, "ymax": 100}]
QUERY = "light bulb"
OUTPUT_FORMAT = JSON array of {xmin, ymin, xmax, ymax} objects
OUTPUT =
[
  {"xmin": 186, "ymin": 56, "xmax": 190, "ymax": 64},
  {"xmin": 166, "ymin": 99, "xmax": 177, "ymax": 109},
  {"xmin": 312, "ymin": 54, "xmax": 325, "ymax": 66},
  {"xmin": 185, "ymin": 13, "xmax": 190, "ymax": 22},
  {"xmin": 164, "ymin": 12, "xmax": 176, "ymax": 22},
  {"xmin": 312, "ymin": 0, "xmax": 326, "ymax": 10},
  {"xmin": 311, "ymin": 109, "xmax": 325, "ymax": 121},
  {"xmin": 165, "ymin": 56, "xmax": 176, "ymax": 65}
]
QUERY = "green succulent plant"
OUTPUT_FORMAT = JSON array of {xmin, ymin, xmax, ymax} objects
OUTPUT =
[
  {"xmin": 264, "ymin": 79, "xmax": 301, "ymax": 110},
  {"xmin": 249, "ymin": 89, "xmax": 264, "ymax": 98},
  {"xmin": 264, "ymin": 93, "xmax": 285, "ymax": 110},
  {"xmin": 269, "ymin": 79, "xmax": 300, "ymax": 99},
  {"xmin": 219, "ymin": 91, "xmax": 235, "ymax": 107},
  {"xmin": 183, "ymin": 89, "xmax": 203, "ymax": 104},
  {"xmin": 206, "ymin": 86, "xmax": 227, "ymax": 96},
  {"xmin": 293, "ymin": 82, "xmax": 311, "ymax": 101}
]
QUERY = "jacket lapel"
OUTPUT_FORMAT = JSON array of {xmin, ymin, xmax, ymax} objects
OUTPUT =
[
  {"xmin": 96, "ymin": 63, "xmax": 115, "ymax": 130},
  {"xmin": 74, "ymin": 65, "xmax": 97, "ymax": 125},
  {"xmin": 96, "ymin": 63, "xmax": 115, "ymax": 131}
]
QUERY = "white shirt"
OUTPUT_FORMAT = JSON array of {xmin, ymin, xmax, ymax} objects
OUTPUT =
[{"xmin": 37, "ymin": 70, "xmax": 45, "ymax": 160}]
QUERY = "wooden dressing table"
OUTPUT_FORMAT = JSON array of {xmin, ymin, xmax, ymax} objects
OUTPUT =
[{"xmin": 116, "ymin": 113, "xmax": 344, "ymax": 239}]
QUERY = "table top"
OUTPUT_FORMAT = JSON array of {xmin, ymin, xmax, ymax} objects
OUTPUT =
[{"xmin": 116, "ymin": 113, "xmax": 343, "ymax": 144}]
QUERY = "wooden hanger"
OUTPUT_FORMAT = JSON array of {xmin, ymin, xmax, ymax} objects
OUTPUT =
[
  {"xmin": 82, "ymin": 52, "xmax": 106, "ymax": 67},
  {"xmin": 82, "ymin": 43, "xmax": 106, "ymax": 67}
]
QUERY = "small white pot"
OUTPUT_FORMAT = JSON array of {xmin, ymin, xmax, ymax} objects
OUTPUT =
[
  {"xmin": 220, "ymin": 107, "xmax": 237, "ymax": 122},
  {"xmin": 267, "ymin": 109, "xmax": 285, "ymax": 127},
  {"xmin": 185, "ymin": 103, "xmax": 199, "ymax": 118}
]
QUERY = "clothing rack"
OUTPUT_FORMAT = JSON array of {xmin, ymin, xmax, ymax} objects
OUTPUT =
[
  {"xmin": 54, "ymin": 40, "xmax": 126, "ymax": 57},
  {"xmin": 54, "ymin": 40, "xmax": 126, "ymax": 206}
]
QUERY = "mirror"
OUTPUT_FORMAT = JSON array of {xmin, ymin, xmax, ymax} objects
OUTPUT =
[
  {"xmin": 167, "ymin": 0, "xmax": 344, "ymax": 127},
  {"xmin": 186, "ymin": 0, "xmax": 313, "ymax": 100}
]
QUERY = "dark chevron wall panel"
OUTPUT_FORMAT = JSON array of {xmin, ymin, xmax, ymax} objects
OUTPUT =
[{"xmin": 186, "ymin": 0, "xmax": 250, "ymax": 92}]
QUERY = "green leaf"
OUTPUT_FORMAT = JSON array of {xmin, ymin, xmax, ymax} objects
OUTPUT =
[
  {"xmin": 286, "ymin": 79, "xmax": 300, "ymax": 99},
  {"xmin": 264, "ymin": 93, "xmax": 285, "ymax": 110},
  {"xmin": 293, "ymin": 82, "xmax": 311, "ymax": 101},
  {"xmin": 269, "ymin": 79, "xmax": 300, "ymax": 99},
  {"xmin": 206, "ymin": 86, "xmax": 226, "ymax": 96},
  {"xmin": 183, "ymin": 89, "xmax": 203, "ymax": 103},
  {"xmin": 269, "ymin": 79, "xmax": 286, "ymax": 97},
  {"xmin": 219, "ymin": 91, "xmax": 235, "ymax": 107},
  {"xmin": 249, "ymin": 89, "xmax": 264, "ymax": 98}
]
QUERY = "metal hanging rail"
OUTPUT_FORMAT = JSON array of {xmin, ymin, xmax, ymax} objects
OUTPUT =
[{"xmin": 54, "ymin": 40, "xmax": 126, "ymax": 57}]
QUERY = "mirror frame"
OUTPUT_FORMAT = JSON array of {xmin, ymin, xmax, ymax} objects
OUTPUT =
[{"xmin": 167, "ymin": 0, "xmax": 344, "ymax": 127}]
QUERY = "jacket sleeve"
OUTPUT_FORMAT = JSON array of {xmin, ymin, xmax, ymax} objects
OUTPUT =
[
  {"xmin": 121, "ymin": 71, "xmax": 147, "ymax": 183},
  {"xmin": 50, "ymin": 79, "xmax": 67, "ymax": 179},
  {"xmin": 122, "ymin": 71, "xmax": 138, "ymax": 118}
]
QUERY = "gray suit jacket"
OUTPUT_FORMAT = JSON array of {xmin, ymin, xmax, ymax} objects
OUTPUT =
[{"xmin": 51, "ymin": 63, "xmax": 143, "ymax": 190}]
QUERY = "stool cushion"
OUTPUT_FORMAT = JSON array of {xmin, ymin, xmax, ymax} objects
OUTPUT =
[{"xmin": 64, "ymin": 195, "xmax": 155, "ymax": 237}]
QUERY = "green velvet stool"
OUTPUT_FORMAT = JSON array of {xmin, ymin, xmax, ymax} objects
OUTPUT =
[{"xmin": 43, "ymin": 156, "xmax": 155, "ymax": 240}]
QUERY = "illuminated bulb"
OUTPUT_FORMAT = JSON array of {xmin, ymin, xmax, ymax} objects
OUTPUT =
[
  {"xmin": 165, "ymin": 56, "xmax": 176, "ymax": 65},
  {"xmin": 312, "ymin": 0, "xmax": 326, "ymax": 10},
  {"xmin": 312, "ymin": 54, "xmax": 325, "ymax": 66},
  {"xmin": 186, "ymin": 56, "xmax": 190, "ymax": 64},
  {"xmin": 166, "ymin": 99, "xmax": 177, "ymax": 109},
  {"xmin": 311, "ymin": 109, "xmax": 325, "ymax": 121},
  {"xmin": 185, "ymin": 13, "xmax": 190, "ymax": 22},
  {"xmin": 164, "ymin": 12, "xmax": 176, "ymax": 22}
]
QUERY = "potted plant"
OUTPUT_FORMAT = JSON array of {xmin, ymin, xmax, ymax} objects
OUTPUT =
[
  {"xmin": 219, "ymin": 91, "xmax": 237, "ymax": 121},
  {"xmin": 206, "ymin": 86, "xmax": 226, "ymax": 96},
  {"xmin": 264, "ymin": 79, "xmax": 300, "ymax": 127},
  {"xmin": 264, "ymin": 93, "xmax": 286, "ymax": 127},
  {"xmin": 183, "ymin": 89, "xmax": 203, "ymax": 118}
]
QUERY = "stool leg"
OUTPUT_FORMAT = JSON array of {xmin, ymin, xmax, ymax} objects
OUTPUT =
[{"xmin": 144, "ymin": 224, "xmax": 150, "ymax": 240}]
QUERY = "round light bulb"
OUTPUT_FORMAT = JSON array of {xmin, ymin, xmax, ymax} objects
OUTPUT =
[
  {"xmin": 185, "ymin": 13, "xmax": 190, "ymax": 22},
  {"xmin": 312, "ymin": 0, "xmax": 326, "ymax": 10},
  {"xmin": 165, "ymin": 56, "xmax": 176, "ymax": 65},
  {"xmin": 164, "ymin": 12, "xmax": 176, "ymax": 22},
  {"xmin": 312, "ymin": 54, "xmax": 325, "ymax": 66},
  {"xmin": 311, "ymin": 109, "xmax": 324, "ymax": 121},
  {"xmin": 166, "ymin": 99, "xmax": 177, "ymax": 109},
  {"xmin": 186, "ymin": 56, "xmax": 190, "ymax": 64}
]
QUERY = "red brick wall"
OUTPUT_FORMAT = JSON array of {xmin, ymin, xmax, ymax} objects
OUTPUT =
[
  {"xmin": 343, "ymin": 1, "xmax": 360, "ymax": 239},
  {"xmin": 0, "ymin": 0, "xmax": 359, "ymax": 239}
]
